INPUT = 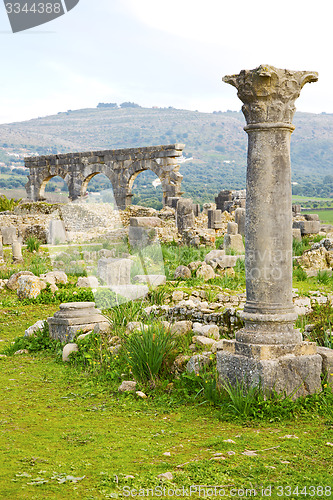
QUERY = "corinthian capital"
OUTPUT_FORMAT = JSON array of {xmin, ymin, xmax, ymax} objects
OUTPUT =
[{"xmin": 223, "ymin": 64, "xmax": 318, "ymax": 125}]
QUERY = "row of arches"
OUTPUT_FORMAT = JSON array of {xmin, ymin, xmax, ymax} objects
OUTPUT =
[{"xmin": 38, "ymin": 170, "xmax": 164, "ymax": 209}]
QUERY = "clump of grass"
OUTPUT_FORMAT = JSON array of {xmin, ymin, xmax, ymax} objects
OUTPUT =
[
  {"xmin": 26, "ymin": 235, "xmax": 41, "ymax": 253},
  {"xmin": 0, "ymin": 194, "xmax": 21, "ymax": 212},
  {"xmin": 317, "ymin": 270, "xmax": 331, "ymax": 285},
  {"xmin": 293, "ymin": 265, "xmax": 308, "ymax": 281},
  {"xmin": 123, "ymin": 324, "xmax": 178, "ymax": 384},
  {"xmin": 304, "ymin": 302, "xmax": 333, "ymax": 348},
  {"xmin": 293, "ymin": 236, "xmax": 310, "ymax": 256},
  {"xmin": 2, "ymin": 321, "xmax": 61, "ymax": 356}
]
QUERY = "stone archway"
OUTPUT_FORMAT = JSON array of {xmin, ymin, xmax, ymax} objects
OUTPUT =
[{"xmin": 25, "ymin": 144, "xmax": 185, "ymax": 209}]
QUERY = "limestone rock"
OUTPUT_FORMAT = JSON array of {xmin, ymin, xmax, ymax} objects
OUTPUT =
[
  {"xmin": 118, "ymin": 381, "xmax": 137, "ymax": 392},
  {"xmin": 188, "ymin": 260, "xmax": 203, "ymax": 271},
  {"xmin": 193, "ymin": 323, "xmax": 220, "ymax": 340},
  {"xmin": 62, "ymin": 343, "xmax": 78, "ymax": 362},
  {"xmin": 24, "ymin": 320, "xmax": 45, "ymax": 337},
  {"xmin": 170, "ymin": 320, "xmax": 192, "ymax": 336},
  {"xmin": 17, "ymin": 275, "xmax": 43, "ymax": 299},
  {"xmin": 7, "ymin": 271, "xmax": 35, "ymax": 291},
  {"xmin": 172, "ymin": 290, "xmax": 184, "ymax": 302},
  {"xmin": 194, "ymin": 336, "xmax": 217, "ymax": 347},
  {"xmin": 157, "ymin": 472, "xmax": 173, "ymax": 481},
  {"xmin": 196, "ymin": 263, "xmax": 215, "ymax": 281},
  {"xmin": 136, "ymin": 391, "xmax": 147, "ymax": 399},
  {"xmin": 133, "ymin": 274, "xmax": 166, "ymax": 287},
  {"xmin": 76, "ymin": 276, "xmax": 99, "ymax": 288},
  {"xmin": 174, "ymin": 265, "xmax": 191, "ymax": 279},
  {"xmin": 186, "ymin": 354, "xmax": 211, "ymax": 374},
  {"xmin": 317, "ymin": 346, "xmax": 333, "ymax": 389}
]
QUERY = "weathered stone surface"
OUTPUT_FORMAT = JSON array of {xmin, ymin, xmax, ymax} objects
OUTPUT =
[
  {"xmin": 170, "ymin": 320, "xmax": 192, "ymax": 336},
  {"xmin": 193, "ymin": 323, "xmax": 220, "ymax": 340},
  {"xmin": 293, "ymin": 220, "xmax": 321, "ymax": 235},
  {"xmin": 118, "ymin": 380, "xmax": 137, "ymax": 392},
  {"xmin": 216, "ymin": 350, "xmax": 322, "ymax": 398},
  {"xmin": 174, "ymin": 265, "xmax": 191, "ymax": 279},
  {"xmin": 26, "ymin": 144, "xmax": 185, "ymax": 209},
  {"xmin": 194, "ymin": 336, "xmax": 216, "ymax": 347},
  {"xmin": 196, "ymin": 263, "xmax": 215, "ymax": 281},
  {"xmin": 76, "ymin": 276, "xmax": 99, "ymax": 288},
  {"xmin": 25, "ymin": 320, "xmax": 45, "ymax": 337},
  {"xmin": 224, "ymin": 234, "xmax": 245, "ymax": 254},
  {"xmin": 12, "ymin": 241, "xmax": 23, "ymax": 262},
  {"xmin": 235, "ymin": 208, "xmax": 246, "ymax": 236},
  {"xmin": 110, "ymin": 284, "xmax": 149, "ymax": 301},
  {"xmin": 129, "ymin": 217, "xmax": 163, "ymax": 228},
  {"xmin": 48, "ymin": 219, "xmax": 67, "ymax": 244},
  {"xmin": 186, "ymin": 354, "xmax": 211, "ymax": 374},
  {"xmin": 133, "ymin": 274, "xmax": 166, "ymax": 287},
  {"xmin": 317, "ymin": 346, "xmax": 333, "ymax": 389},
  {"xmin": 1, "ymin": 226, "xmax": 17, "ymax": 245},
  {"xmin": 176, "ymin": 198, "xmax": 195, "ymax": 234},
  {"xmin": 7, "ymin": 271, "xmax": 35, "ymax": 291},
  {"xmin": 17, "ymin": 275, "xmax": 43, "ymax": 299},
  {"xmin": 62, "ymin": 343, "xmax": 78, "ymax": 362},
  {"xmin": 48, "ymin": 302, "xmax": 109, "ymax": 342},
  {"xmin": 221, "ymin": 64, "xmax": 320, "ymax": 397},
  {"xmin": 97, "ymin": 257, "xmax": 132, "ymax": 286},
  {"xmin": 292, "ymin": 228, "xmax": 302, "ymax": 242}
]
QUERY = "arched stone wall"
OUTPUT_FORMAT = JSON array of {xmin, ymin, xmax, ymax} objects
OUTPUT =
[{"xmin": 25, "ymin": 144, "xmax": 184, "ymax": 209}]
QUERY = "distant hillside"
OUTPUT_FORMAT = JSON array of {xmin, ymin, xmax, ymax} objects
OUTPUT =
[{"xmin": 0, "ymin": 106, "xmax": 332, "ymax": 206}]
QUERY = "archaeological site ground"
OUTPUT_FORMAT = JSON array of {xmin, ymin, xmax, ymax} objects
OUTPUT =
[{"xmin": 0, "ymin": 66, "xmax": 332, "ymax": 499}]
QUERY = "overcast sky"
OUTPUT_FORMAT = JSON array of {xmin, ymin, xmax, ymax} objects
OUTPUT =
[{"xmin": 0, "ymin": 0, "xmax": 332, "ymax": 124}]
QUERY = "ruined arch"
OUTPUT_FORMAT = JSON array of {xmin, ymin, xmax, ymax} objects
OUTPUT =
[{"xmin": 25, "ymin": 144, "xmax": 185, "ymax": 209}]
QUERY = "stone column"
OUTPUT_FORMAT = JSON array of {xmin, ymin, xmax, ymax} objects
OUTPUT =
[{"xmin": 216, "ymin": 65, "xmax": 322, "ymax": 397}]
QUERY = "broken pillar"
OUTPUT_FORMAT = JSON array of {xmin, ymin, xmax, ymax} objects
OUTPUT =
[
  {"xmin": 217, "ymin": 64, "xmax": 322, "ymax": 398},
  {"xmin": 224, "ymin": 221, "xmax": 245, "ymax": 254},
  {"xmin": 215, "ymin": 190, "xmax": 232, "ymax": 211},
  {"xmin": 176, "ymin": 198, "xmax": 195, "ymax": 234},
  {"xmin": 235, "ymin": 208, "xmax": 246, "ymax": 236},
  {"xmin": 208, "ymin": 209, "xmax": 222, "ymax": 229}
]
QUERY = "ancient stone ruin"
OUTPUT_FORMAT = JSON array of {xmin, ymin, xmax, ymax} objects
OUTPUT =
[
  {"xmin": 217, "ymin": 64, "xmax": 322, "ymax": 397},
  {"xmin": 25, "ymin": 144, "xmax": 185, "ymax": 210}
]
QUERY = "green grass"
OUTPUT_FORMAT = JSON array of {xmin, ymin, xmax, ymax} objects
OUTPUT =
[
  {"xmin": 302, "ymin": 209, "xmax": 333, "ymax": 224},
  {"xmin": 0, "ymin": 243, "xmax": 333, "ymax": 498}
]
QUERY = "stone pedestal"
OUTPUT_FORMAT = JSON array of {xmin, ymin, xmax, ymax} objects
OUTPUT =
[
  {"xmin": 48, "ymin": 302, "xmax": 109, "ymax": 342},
  {"xmin": 217, "ymin": 64, "xmax": 322, "ymax": 397},
  {"xmin": 176, "ymin": 198, "xmax": 195, "ymax": 233}
]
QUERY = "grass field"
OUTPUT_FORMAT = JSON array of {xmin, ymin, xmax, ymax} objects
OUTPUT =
[{"xmin": 302, "ymin": 209, "xmax": 333, "ymax": 224}]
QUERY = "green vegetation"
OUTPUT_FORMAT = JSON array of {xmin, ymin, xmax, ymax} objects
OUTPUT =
[
  {"xmin": 0, "ymin": 235, "xmax": 332, "ymax": 497},
  {"xmin": 0, "ymin": 194, "xmax": 21, "ymax": 211}
]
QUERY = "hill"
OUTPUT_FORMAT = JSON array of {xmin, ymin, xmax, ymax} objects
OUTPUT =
[{"xmin": 0, "ymin": 106, "xmax": 332, "ymax": 206}]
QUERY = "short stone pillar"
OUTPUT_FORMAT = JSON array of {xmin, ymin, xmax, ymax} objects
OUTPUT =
[
  {"xmin": 235, "ymin": 208, "xmax": 246, "ymax": 236},
  {"xmin": 292, "ymin": 204, "xmax": 301, "ymax": 216},
  {"xmin": 215, "ymin": 190, "xmax": 232, "ymax": 211},
  {"xmin": 176, "ymin": 198, "xmax": 195, "ymax": 234},
  {"xmin": 192, "ymin": 203, "xmax": 201, "ymax": 217},
  {"xmin": 12, "ymin": 240, "xmax": 23, "ymax": 262},
  {"xmin": 208, "ymin": 209, "xmax": 222, "ymax": 229},
  {"xmin": 48, "ymin": 302, "xmax": 110, "ymax": 342},
  {"xmin": 224, "ymin": 222, "xmax": 245, "ymax": 254},
  {"xmin": 217, "ymin": 65, "xmax": 322, "ymax": 397}
]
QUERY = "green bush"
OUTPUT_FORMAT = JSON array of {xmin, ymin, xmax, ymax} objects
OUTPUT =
[
  {"xmin": 3, "ymin": 321, "xmax": 61, "ymax": 356},
  {"xmin": 26, "ymin": 235, "xmax": 41, "ymax": 252},
  {"xmin": 123, "ymin": 324, "xmax": 178, "ymax": 384},
  {"xmin": 0, "ymin": 194, "xmax": 21, "ymax": 212}
]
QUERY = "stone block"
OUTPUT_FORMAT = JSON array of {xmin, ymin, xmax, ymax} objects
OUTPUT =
[
  {"xmin": 227, "ymin": 222, "xmax": 238, "ymax": 235},
  {"xmin": 186, "ymin": 354, "xmax": 211, "ymax": 374},
  {"xmin": 12, "ymin": 241, "xmax": 23, "ymax": 262},
  {"xmin": 317, "ymin": 346, "xmax": 333, "ymax": 389},
  {"xmin": 133, "ymin": 274, "xmax": 166, "ymax": 287},
  {"xmin": 109, "ymin": 284, "xmax": 149, "ymax": 301},
  {"xmin": 48, "ymin": 302, "xmax": 108, "ymax": 342},
  {"xmin": 293, "ymin": 220, "xmax": 320, "ymax": 235},
  {"xmin": 224, "ymin": 234, "xmax": 245, "ymax": 254},
  {"xmin": 76, "ymin": 276, "xmax": 100, "ymax": 288},
  {"xmin": 192, "ymin": 204, "xmax": 200, "ymax": 217},
  {"xmin": 208, "ymin": 210, "xmax": 222, "ymax": 229},
  {"xmin": 97, "ymin": 257, "xmax": 132, "ymax": 286},
  {"xmin": 7, "ymin": 271, "xmax": 35, "ymax": 291},
  {"xmin": 292, "ymin": 228, "xmax": 302, "ymax": 242},
  {"xmin": 1, "ymin": 227, "xmax": 17, "ymax": 245},
  {"xmin": 235, "ymin": 208, "xmax": 246, "ymax": 236},
  {"xmin": 216, "ymin": 350, "xmax": 322, "ymax": 398},
  {"xmin": 48, "ymin": 219, "xmax": 67, "ymax": 245},
  {"xmin": 17, "ymin": 275, "xmax": 43, "ymax": 299},
  {"xmin": 128, "ymin": 226, "xmax": 157, "ymax": 248},
  {"xmin": 305, "ymin": 214, "xmax": 320, "ymax": 221},
  {"xmin": 129, "ymin": 217, "xmax": 162, "ymax": 228},
  {"xmin": 204, "ymin": 249, "xmax": 225, "ymax": 266}
]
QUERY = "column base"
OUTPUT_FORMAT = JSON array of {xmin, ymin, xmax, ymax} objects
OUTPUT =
[
  {"xmin": 237, "ymin": 310, "xmax": 302, "ymax": 345},
  {"xmin": 216, "ymin": 340, "xmax": 322, "ymax": 399}
]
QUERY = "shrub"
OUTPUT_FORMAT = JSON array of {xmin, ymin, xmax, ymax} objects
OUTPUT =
[
  {"xmin": 3, "ymin": 321, "xmax": 61, "ymax": 356},
  {"xmin": 26, "ymin": 235, "xmax": 41, "ymax": 252},
  {"xmin": 123, "ymin": 324, "xmax": 178, "ymax": 384},
  {"xmin": 293, "ymin": 265, "xmax": 308, "ymax": 281},
  {"xmin": 0, "ymin": 194, "xmax": 21, "ymax": 212}
]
